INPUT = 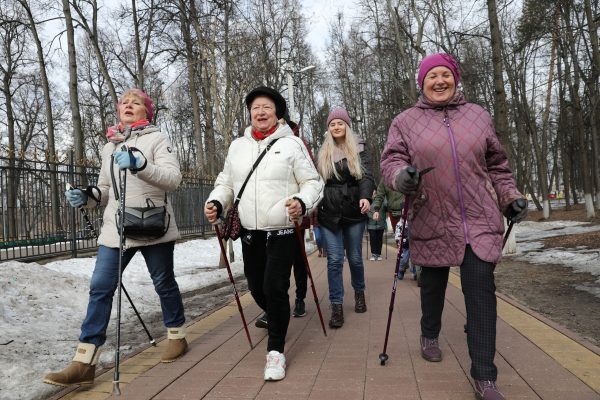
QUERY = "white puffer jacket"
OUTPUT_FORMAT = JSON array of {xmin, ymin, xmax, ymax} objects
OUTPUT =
[
  {"xmin": 86, "ymin": 125, "xmax": 182, "ymax": 248},
  {"xmin": 208, "ymin": 122, "xmax": 324, "ymax": 230}
]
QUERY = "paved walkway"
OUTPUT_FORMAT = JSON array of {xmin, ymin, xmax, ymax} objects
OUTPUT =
[{"xmin": 49, "ymin": 241, "xmax": 600, "ymax": 400}]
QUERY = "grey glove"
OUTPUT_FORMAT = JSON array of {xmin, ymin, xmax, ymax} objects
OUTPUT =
[
  {"xmin": 504, "ymin": 199, "xmax": 528, "ymax": 223},
  {"xmin": 395, "ymin": 167, "xmax": 419, "ymax": 195},
  {"xmin": 65, "ymin": 189, "xmax": 88, "ymax": 207}
]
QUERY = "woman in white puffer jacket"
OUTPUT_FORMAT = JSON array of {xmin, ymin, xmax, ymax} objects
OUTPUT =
[{"xmin": 204, "ymin": 86, "xmax": 324, "ymax": 382}]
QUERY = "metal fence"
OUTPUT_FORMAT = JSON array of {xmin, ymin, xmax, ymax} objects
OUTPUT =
[{"xmin": 0, "ymin": 154, "xmax": 215, "ymax": 262}]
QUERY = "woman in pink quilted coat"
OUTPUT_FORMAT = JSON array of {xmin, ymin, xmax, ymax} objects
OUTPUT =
[{"xmin": 380, "ymin": 53, "xmax": 527, "ymax": 400}]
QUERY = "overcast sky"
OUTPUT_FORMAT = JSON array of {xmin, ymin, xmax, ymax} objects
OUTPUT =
[{"xmin": 301, "ymin": 0, "xmax": 353, "ymax": 61}]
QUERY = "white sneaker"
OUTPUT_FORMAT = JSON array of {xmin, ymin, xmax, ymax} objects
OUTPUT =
[
  {"xmin": 377, "ymin": 256, "xmax": 383, "ymax": 261},
  {"xmin": 264, "ymin": 351, "xmax": 286, "ymax": 381},
  {"xmin": 369, "ymin": 255, "xmax": 376, "ymax": 261}
]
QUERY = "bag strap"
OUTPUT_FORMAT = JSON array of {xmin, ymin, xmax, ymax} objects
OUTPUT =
[
  {"xmin": 110, "ymin": 145, "xmax": 168, "ymax": 205},
  {"xmin": 233, "ymin": 138, "xmax": 279, "ymax": 207}
]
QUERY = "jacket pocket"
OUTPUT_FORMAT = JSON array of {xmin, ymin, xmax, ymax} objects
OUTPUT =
[{"xmin": 409, "ymin": 188, "xmax": 445, "ymax": 241}]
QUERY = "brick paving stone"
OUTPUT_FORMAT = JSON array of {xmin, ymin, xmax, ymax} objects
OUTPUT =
[{"xmin": 49, "ymin": 243, "xmax": 600, "ymax": 400}]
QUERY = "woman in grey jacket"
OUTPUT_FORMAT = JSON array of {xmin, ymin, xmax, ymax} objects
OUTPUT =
[
  {"xmin": 44, "ymin": 89, "xmax": 187, "ymax": 387},
  {"xmin": 204, "ymin": 87, "xmax": 323, "ymax": 382}
]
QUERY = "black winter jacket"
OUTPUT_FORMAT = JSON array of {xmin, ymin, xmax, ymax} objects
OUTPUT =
[{"xmin": 318, "ymin": 147, "xmax": 375, "ymax": 231}]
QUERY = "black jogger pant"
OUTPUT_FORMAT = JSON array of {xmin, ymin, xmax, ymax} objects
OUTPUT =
[
  {"xmin": 241, "ymin": 229, "xmax": 297, "ymax": 353},
  {"xmin": 368, "ymin": 229, "xmax": 384, "ymax": 256},
  {"xmin": 420, "ymin": 245, "xmax": 498, "ymax": 381},
  {"xmin": 292, "ymin": 229, "xmax": 307, "ymax": 301}
]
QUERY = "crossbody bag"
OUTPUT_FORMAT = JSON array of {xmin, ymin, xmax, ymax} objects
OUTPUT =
[{"xmin": 221, "ymin": 138, "xmax": 279, "ymax": 240}]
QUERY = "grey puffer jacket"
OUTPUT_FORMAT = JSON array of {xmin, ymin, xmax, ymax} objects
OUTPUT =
[{"xmin": 85, "ymin": 125, "xmax": 181, "ymax": 248}]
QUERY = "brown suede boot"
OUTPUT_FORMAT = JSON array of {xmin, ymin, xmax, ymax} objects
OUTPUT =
[
  {"xmin": 161, "ymin": 326, "xmax": 188, "ymax": 363},
  {"xmin": 355, "ymin": 290, "xmax": 367, "ymax": 313},
  {"xmin": 329, "ymin": 304, "xmax": 344, "ymax": 328},
  {"xmin": 43, "ymin": 343, "xmax": 101, "ymax": 387}
]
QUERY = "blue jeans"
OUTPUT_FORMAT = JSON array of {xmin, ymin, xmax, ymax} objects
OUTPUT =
[
  {"xmin": 313, "ymin": 226, "xmax": 323, "ymax": 249},
  {"xmin": 321, "ymin": 222, "xmax": 366, "ymax": 304},
  {"xmin": 79, "ymin": 243, "xmax": 185, "ymax": 346}
]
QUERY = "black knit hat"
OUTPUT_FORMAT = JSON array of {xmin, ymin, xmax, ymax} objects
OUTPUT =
[{"xmin": 245, "ymin": 86, "xmax": 287, "ymax": 119}]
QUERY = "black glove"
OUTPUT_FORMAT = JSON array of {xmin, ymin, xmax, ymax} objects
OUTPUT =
[
  {"xmin": 395, "ymin": 166, "xmax": 419, "ymax": 195},
  {"xmin": 504, "ymin": 199, "xmax": 528, "ymax": 223}
]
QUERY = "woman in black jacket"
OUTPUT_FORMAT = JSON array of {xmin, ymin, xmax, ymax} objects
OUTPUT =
[{"xmin": 317, "ymin": 107, "xmax": 375, "ymax": 328}]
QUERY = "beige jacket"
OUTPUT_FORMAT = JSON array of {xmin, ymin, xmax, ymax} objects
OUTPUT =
[{"xmin": 86, "ymin": 125, "xmax": 181, "ymax": 248}]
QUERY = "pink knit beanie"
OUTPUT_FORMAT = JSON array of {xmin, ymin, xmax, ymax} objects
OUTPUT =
[
  {"xmin": 117, "ymin": 88, "xmax": 155, "ymax": 122},
  {"xmin": 327, "ymin": 107, "xmax": 351, "ymax": 127},
  {"xmin": 417, "ymin": 53, "xmax": 461, "ymax": 90}
]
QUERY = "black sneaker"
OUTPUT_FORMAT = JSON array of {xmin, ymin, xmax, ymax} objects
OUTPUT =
[
  {"xmin": 255, "ymin": 313, "xmax": 268, "ymax": 328},
  {"xmin": 293, "ymin": 299, "xmax": 306, "ymax": 317}
]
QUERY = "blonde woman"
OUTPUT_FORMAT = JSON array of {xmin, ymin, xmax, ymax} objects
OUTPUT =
[{"xmin": 317, "ymin": 108, "xmax": 375, "ymax": 328}]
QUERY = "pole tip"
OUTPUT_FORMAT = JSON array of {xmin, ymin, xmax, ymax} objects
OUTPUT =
[{"xmin": 112, "ymin": 381, "xmax": 121, "ymax": 395}]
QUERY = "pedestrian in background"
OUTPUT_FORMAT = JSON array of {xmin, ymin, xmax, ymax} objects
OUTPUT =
[
  {"xmin": 380, "ymin": 53, "xmax": 527, "ymax": 400},
  {"xmin": 317, "ymin": 107, "xmax": 375, "ymax": 329},
  {"xmin": 372, "ymin": 179, "xmax": 405, "ymax": 234},
  {"xmin": 310, "ymin": 209, "xmax": 326, "ymax": 258},
  {"xmin": 367, "ymin": 189, "xmax": 387, "ymax": 261}
]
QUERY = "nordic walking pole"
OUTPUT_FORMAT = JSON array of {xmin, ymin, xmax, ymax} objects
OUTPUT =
[
  {"xmin": 293, "ymin": 220, "xmax": 327, "ymax": 337},
  {"xmin": 379, "ymin": 166, "xmax": 434, "ymax": 365},
  {"xmin": 112, "ymin": 159, "xmax": 127, "ymax": 395},
  {"xmin": 378, "ymin": 194, "xmax": 410, "ymax": 366},
  {"xmin": 213, "ymin": 223, "xmax": 254, "ymax": 349},
  {"xmin": 503, "ymin": 199, "xmax": 526, "ymax": 249},
  {"xmin": 66, "ymin": 184, "xmax": 156, "ymax": 346},
  {"xmin": 365, "ymin": 228, "xmax": 369, "ymax": 260},
  {"xmin": 385, "ymin": 228, "xmax": 388, "ymax": 260}
]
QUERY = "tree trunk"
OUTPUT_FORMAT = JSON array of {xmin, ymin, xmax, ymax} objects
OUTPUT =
[
  {"xmin": 557, "ymin": 55, "xmax": 572, "ymax": 210},
  {"xmin": 131, "ymin": 0, "xmax": 144, "ymax": 89},
  {"xmin": 561, "ymin": 4, "xmax": 596, "ymax": 218},
  {"xmin": 583, "ymin": 0, "xmax": 600, "ymax": 209},
  {"xmin": 18, "ymin": 0, "xmax": 62, "ymax": 232},
  {"xmin": 70, "ymin": 0, "xmax": 118, "ymax": 106},
  {"xmin": 486, "ymin": 0, "xmax": 511, "ymax": 153},
  {"xmin": 62, "ymin": 0, "xmax": 85, "ymax": 168},
  {"xmin": 178, "ymin": 0, "xmax": 204, "ymax": 172},
  {"xmin": 2, "ymin": 70, "xmax": 17, "ymax": 239},
  {"xmin": 386, "ymin": 0, "xmax": 417, "ymax": 103}
]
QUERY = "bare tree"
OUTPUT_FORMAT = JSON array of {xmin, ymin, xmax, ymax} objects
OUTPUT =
[
  {"xmin": 62, "ymin": 0, "xmax": 85, "ymax": 167},
  {"xmin": 583, "ymin": 0, "xmax": 600, "ymax": 209},
  {"xmin": 0, "ymin": 2, "xmax": 27, "ymax": 238},
  {"xmin": 16, "ymin": 0, "xmax": 63, "ymax": 231}
]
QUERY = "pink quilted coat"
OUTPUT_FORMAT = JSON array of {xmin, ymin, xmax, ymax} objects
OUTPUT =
[{"xmin": 380, "ymin": 92, "xmax": 523, "ymax": 267}]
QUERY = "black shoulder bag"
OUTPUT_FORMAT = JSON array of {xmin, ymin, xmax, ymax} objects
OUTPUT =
[
  {"xmin": 111, "ymin": 149, "xmax": 170, "ymax": 241},
  {"xmin": 221, "ymin": 138, "xmax": 279, "ymax": 240}
]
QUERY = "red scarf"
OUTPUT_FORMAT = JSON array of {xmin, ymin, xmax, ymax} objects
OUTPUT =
[{"xmin": 252, "ymin": 124, "xmax": 277, "ymax": 140}]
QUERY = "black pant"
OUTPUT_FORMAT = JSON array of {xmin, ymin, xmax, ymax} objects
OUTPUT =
[
  {"xmin": 241, "ymin": 229, "xmax": 297, "ymax": 353},
  {"xmin": 368, "ymin": 229, "xmax": 384, "ymax": 256},
  {"xmin": 292, "ymin": 229, "xmax": 307, "ymax": 300},
  {"xmin": 420, "ymin": 245, "xmax": 498, "ymax": 381}
]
